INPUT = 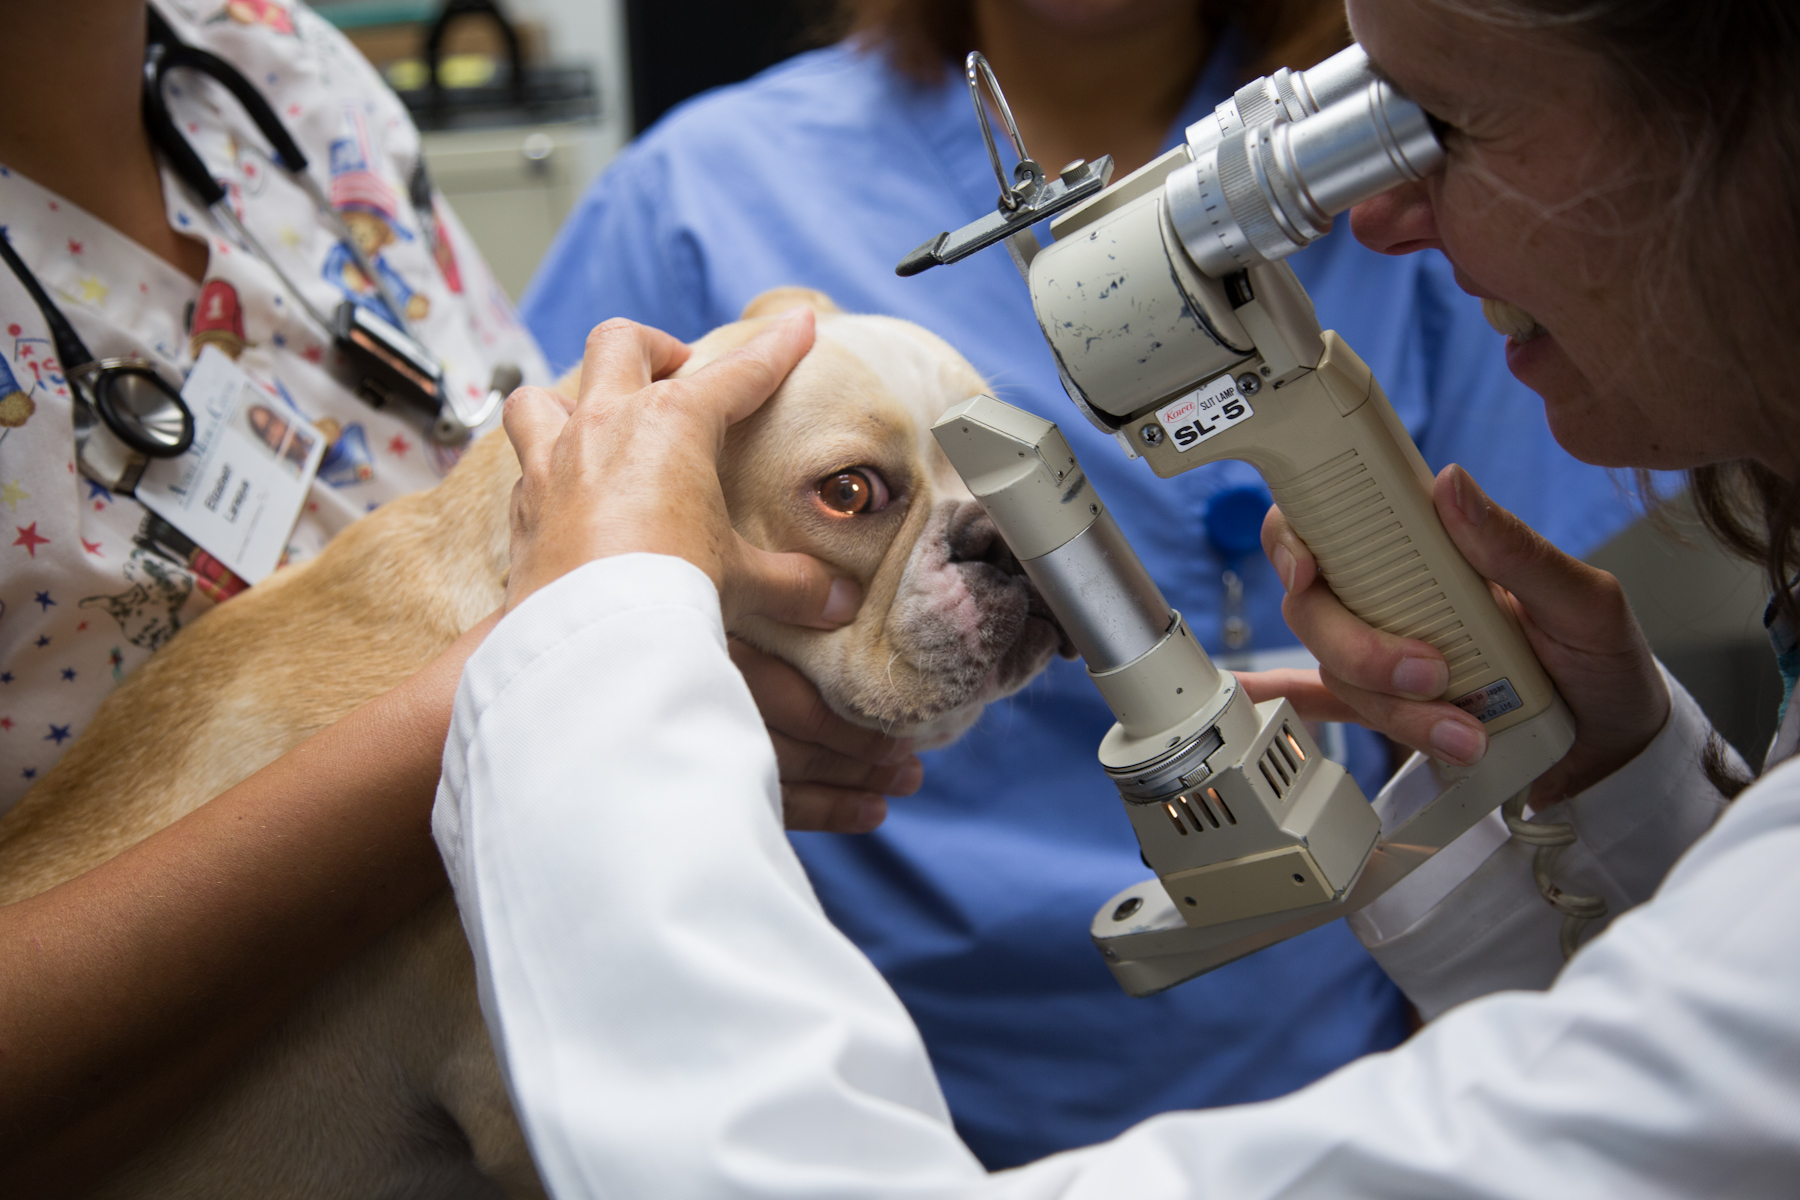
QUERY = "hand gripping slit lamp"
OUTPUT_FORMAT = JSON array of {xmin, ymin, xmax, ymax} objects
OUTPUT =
[{"xmin": 902, "ymin": 47, "xmax": 1578, "ymax": 996}]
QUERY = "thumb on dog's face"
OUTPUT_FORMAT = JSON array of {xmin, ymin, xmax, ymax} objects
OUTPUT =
[
  {"xmin": 502, "ymin": 312, "xmax": 825, "ymax": 614},
  {"xmin": 726, "ymin": 541, "xmax": 862, "ymax": 630}
]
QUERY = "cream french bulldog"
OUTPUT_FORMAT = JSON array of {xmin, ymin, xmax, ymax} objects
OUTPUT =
[{"xmin": 0, "ymin": 289, "xmax": 1071, "ymax": 1198}]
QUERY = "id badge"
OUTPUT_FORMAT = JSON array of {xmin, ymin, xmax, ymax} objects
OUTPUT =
[{"xmin": 134, "ymin": 346, "xmax": 325, "ymax": 584}]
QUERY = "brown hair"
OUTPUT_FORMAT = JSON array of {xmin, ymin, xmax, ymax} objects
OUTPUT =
[
  {"xmin": 822, "ymin": 1, "xmax": 1351, "ymax": 82},
  {"xmin": 1444, "ymin": 2, "xmax": 1800, "ymax": 615},
  {"xmin": 1447, "ymin": 1, "xmax": 1799, "ymax": 793}
]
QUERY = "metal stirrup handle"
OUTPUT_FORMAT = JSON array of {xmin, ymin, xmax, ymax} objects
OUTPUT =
[{"xmin": 965, "ymin": 52, "xmax": 1045, "ymax": 212}]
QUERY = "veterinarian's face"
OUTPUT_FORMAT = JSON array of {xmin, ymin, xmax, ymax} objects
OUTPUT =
[
  {"xmin": 1347, "ymin": 0, "xmax": 1780, "ymax": 473},
  {"xmin": 711, "ymin": 313, "xmax": 1071, "ymax": 744}
]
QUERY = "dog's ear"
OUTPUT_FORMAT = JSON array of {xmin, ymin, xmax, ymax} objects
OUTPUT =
[{"xmin": 740, "ymin": 287, "xmax": 843, "ymax": 321}]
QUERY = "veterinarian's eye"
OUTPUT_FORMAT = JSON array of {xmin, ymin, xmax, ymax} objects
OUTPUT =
[{"xmin": 817, "ymin": 468, "xmax": 890, "ymax": 515}]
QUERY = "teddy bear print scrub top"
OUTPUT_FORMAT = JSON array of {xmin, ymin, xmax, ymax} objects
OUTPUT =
[{"xmin": 0, "ymin": 0, "xmax": 547, "ymax": 812}]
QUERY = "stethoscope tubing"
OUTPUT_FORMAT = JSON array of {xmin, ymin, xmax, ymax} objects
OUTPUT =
[
  {"xmin": 142, "ymin": 4, "xmax": 422, "ymax": 342},
  {"xmin": 0, "ymin": 229, "xmax": 197, "ymax": 458}
]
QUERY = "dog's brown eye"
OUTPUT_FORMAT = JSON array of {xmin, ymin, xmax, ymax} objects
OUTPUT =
[{"xmin": 817, "ymin": 468, "xmax": 890, "ymax": 515}]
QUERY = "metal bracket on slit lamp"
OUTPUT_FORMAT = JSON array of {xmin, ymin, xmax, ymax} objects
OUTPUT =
[{"xmin": 896, "ymin": 154, "xmax": 1114, "ymax": 277}]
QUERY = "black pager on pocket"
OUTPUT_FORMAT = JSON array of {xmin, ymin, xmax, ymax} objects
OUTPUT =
[{"xmin": 333, "ymin": 300, "xmax": 444, "ymax": 416}]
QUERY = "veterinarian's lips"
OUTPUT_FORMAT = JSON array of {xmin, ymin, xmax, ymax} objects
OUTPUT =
[
  {"xmin": 1480, "ymin": 297, "xmax": 1546, "ymax": 344},
  {"xmin": 1450, "ymin": 265, "xmax": 1547, "ymax": 346}
]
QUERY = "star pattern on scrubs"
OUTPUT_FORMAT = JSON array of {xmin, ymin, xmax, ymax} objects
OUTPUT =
[{"xmin": 0, "ymin": 0, "xmax": 548, "ymax": 813}]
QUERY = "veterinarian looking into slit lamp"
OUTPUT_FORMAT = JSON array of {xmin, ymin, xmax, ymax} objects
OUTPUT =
[
  {"xmin": 0, "ymin": 3, "xmax": 884, "ymax": 1189},
  {"xmin": 529, "ymin": 2, "xmax": 1648, "ymax": 1166},
  {"xmin": 440, "ymin": 0, "xmax": 1800, "ymax": 1195}
]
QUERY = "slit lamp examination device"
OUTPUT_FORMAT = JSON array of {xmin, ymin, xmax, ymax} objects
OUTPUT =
[{"xmin": 904, "ymin": 47, "xmax": 1577, "ymax": 996}]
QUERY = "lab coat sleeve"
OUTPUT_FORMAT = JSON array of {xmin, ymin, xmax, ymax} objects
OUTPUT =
[
  {"xmin": 438, "ymin": 556, "xmax": 1800, "ymax": 1200},
  {"xmin": 1351, "ymin": 663, "xmax": 1734, "ymax": 1017},
  {"xmin": 433, "ymin": 554, "xmax": 987, "ymax": 1200}
]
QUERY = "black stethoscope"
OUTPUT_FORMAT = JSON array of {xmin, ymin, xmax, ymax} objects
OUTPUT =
[
  {"xmin": 142, "ymin": 5, "xmax": 479, "ymax": 440},
  {"xmin": 0, "ymin": 229, "xmax": 195, "ymax": 465},
  {"xmin": 142, "ymin": 4, "xmax": 424, "ymax": 347},
  {"xmin": 0, "ymin": 7, "xmax": 492, "ymax": 491}
]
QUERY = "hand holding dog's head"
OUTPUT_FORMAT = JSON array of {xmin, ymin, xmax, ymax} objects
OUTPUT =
[
  {"xmin": 502, "ymin": 312, "xmax": 860, "ymax": 629},
  {"xmin": 703, "ymin": 291, "xmax": 1074, "ymax": 745}
]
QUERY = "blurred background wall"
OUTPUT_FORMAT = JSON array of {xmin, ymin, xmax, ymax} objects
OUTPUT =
[
  {"xmin": 1588, "ymin": 498, "xmax": 1781, "ymax": 763},
  {"xmin": 312, "ymin": 0, "xmax": 1782, "ymax": 765},
  {"xmin": 312, "ymin": 0, "xmax": 827, "ymax": 297}
]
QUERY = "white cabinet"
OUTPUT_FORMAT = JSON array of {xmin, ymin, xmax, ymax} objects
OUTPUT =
[{"xmin": 421, "ymin": 121, "xmax": 623, "ymax": 300}]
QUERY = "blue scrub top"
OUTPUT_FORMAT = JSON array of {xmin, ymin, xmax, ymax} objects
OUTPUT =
[{"xmin": 523, "ymin": 38, "xmax": 1642, "ymax": 1169}]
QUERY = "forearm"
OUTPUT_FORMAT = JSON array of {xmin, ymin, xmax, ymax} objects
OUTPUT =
[
  {"xmin": 0, "ymin": 612, "xmax": 496, "ymax": 1194},
  {"xmin": 441, "ymin": 559, "xmax": 1774, "ymax": 1200},
  {"xmin": 437, "ymin": 557, "xmax": 982, "ymax": 1199}
]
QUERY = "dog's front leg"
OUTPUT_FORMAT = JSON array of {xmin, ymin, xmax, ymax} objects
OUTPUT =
[{"xmin": 436, "ymin": 1020, "xmax": 544, "ymax": 1199}]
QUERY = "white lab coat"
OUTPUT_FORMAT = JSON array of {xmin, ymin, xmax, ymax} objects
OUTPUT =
[{"xmin": 434, "ymin": 555, "xmax": 1800, "ymax": 1199}]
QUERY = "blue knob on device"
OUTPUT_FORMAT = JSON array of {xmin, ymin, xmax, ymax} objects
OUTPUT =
[{"xmin": 1202, "ymin": 483, "xmax": 1273, "ymax": 566}]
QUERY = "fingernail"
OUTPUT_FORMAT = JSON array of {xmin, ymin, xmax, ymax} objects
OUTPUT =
[
  {"xmin": 1452, "ymin": 466, "xmax": 1490, "ymax": 527},
  {"xmin": 1273, "ymin": 545, "xmax": 1297, "ymax": 592},
  {"xmin": 853, "ymin": 795, "xmax": 887, "ymax": 833},
  {"xmin": 892, "ymin": 757, "xmax": 924, "ymax": 794},
  {"xmin": 1392, "ymin": 657, "xmax": 1449, "ymax": 699},
  {"xmin": 879, "ymin": 739, "xmax": 918, "ymax": 765},
  {"xmin": 780, "ymin": 304, "xmax": 812, "ymax": 324},
  {"xmin": 1430, "ymin": 719, "xmax": 1488, "ymax": 765},
  {"xmin": 822, "ymin": 577, "xmax": 861, "ymax": 626}
]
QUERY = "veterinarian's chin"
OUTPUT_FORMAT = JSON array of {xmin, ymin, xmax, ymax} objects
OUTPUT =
[{"xmin": 743, "ymin": 504, "xmax": 1076, "ymax": 749}]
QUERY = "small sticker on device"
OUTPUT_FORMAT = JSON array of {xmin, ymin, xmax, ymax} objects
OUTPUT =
[
  {"xmin": 1452, "ymin": 678, "xmax": 1524, "ymax": 723},
  {"xmin": 1156, "ymin": 373, "xmax": 1254, "ymax": 452}
]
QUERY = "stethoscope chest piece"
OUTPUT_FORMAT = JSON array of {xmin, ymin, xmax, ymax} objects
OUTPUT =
[
  {"xmin": 0, "ymin": 228, "xmax": 196, "ymax": 493},
  {"xmin": 71, "ymin": 358, "xmax": 195, "ymax": 457}
]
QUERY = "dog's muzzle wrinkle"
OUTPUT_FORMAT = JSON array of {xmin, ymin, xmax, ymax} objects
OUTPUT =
[{"xmin": 835, "ymin": 499, "xmax": 1072, "ymax": 735}]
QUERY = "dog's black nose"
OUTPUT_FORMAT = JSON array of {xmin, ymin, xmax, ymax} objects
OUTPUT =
[
  {"xmin": 944, "ymin": 503, "xmax": 1077, "ymax": 658},
  {"xmin": 946, "ymin": 508, "xmax": 1025, "ymax": 576}
]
